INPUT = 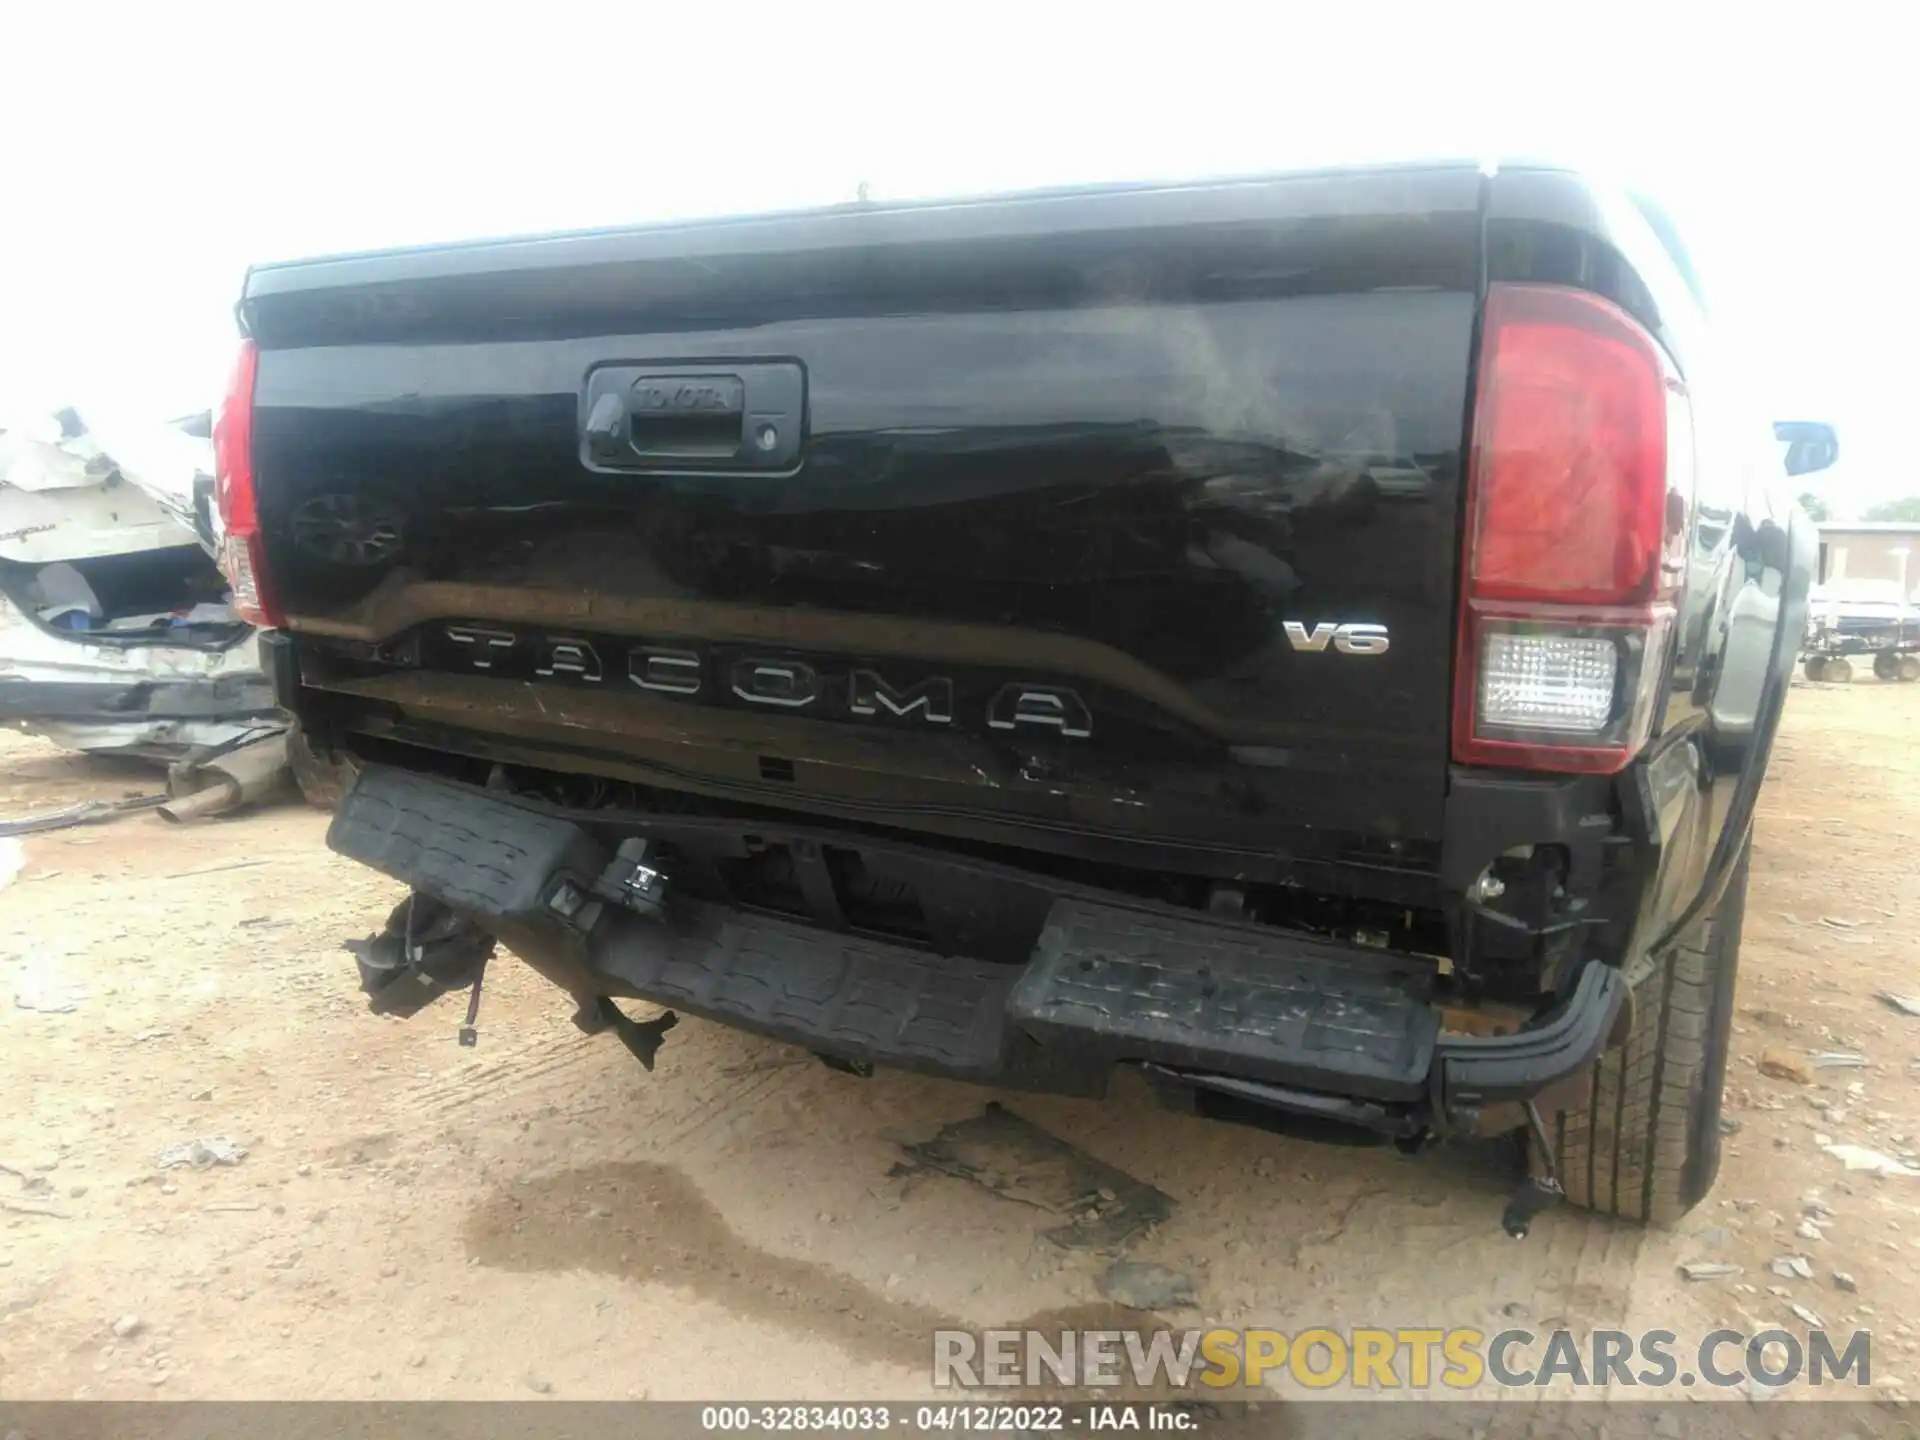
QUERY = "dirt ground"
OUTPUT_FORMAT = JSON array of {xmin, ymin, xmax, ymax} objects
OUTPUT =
[{"xmin": 3, "ymin": 680, "xmax": 1919, "ymax": 1409}]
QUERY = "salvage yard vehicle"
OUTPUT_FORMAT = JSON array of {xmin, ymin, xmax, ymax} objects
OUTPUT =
[
  {"xmin": 218, "ymin": 161, "xmax": 1834, "ymax": 1231},
  {"xmin": 0, "ymin": 409, "xmax": 280, "ymax": 760},
  {"xmin": 1801, "ymin": 578, "xmax": 1920, "ymax": 683}
]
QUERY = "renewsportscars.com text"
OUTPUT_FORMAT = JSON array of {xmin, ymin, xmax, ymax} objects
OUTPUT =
[{"xmin": 933, "ymin": 1326, "xmax": 1871, "ymax": 1391}]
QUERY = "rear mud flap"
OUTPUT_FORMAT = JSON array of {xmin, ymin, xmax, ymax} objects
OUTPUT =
[{"xmin": 347, "ymin": 894, "xmax": 494, "ymax": 1018}]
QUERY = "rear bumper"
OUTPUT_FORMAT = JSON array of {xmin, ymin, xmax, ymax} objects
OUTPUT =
[
  {"xmin": 327, "ymin": 766, "xmax": 1625, "ymax": 1139},
  {"xmin": 0, "ymin": 675, "xmax": 283, "ymax": 759},
  {"xmin": 0, "ymin": 675, "xmax": 279, "ymax": 724}
]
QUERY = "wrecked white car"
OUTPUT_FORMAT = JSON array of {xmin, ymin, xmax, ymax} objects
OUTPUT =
[{"xmin": 0, "ymin": 408, "xmax": 282, "ymax": 760}]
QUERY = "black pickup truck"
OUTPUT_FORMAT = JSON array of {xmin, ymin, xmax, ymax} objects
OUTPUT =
[{"xmin": 217, "ymin": 161, "xmax": 1836, "ymax": 1232}]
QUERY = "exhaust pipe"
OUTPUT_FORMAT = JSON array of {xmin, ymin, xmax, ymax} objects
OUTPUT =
[
  {"xmin": 159, "ymin": 731, "xmax": 291, "ymax": 823},
  {"xmin": 158, "ymin": 780, "xmax": 242, "ymax": 823}
]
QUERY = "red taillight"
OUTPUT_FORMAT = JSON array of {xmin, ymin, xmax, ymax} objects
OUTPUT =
[
  {"xmin": 1453, "ymin": 284, "xmax": 1689, "ymax": 774},
  {"xmin": 212, "ymin": 339, "xmax": 285, "ymax": 628}
]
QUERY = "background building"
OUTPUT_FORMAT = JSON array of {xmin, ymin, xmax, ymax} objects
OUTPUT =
[{"xmin": 1816, "ymin": 521, "xmax": 1920, "ymax": 596}]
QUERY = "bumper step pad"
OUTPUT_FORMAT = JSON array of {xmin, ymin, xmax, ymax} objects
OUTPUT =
[
  {"xmin": 1010, "ymin": 899, "xmax": 1438, "ymax": 1101},
  {"xmin": 600, "ymin": 902, "xmax": 1019, "ymax": 1077}
]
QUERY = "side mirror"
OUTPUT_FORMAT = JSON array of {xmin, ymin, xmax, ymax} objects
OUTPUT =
[{"xmin": 1774, "ymin": 421, "xmax": 1840, "ymax": 477}]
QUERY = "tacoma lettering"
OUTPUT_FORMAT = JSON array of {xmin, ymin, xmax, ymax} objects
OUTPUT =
[
  {"xmin": 850, "ymin": 670, "xmax": 954, "ymax": 724},
  {"xmin": 435, "ymin": 626, "xmax": 1091, "ymax": 737}
]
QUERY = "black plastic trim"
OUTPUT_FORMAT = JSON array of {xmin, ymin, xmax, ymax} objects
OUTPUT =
[{"xmin": 1434, "ymin": 960, "xmax": 1625, "ymax": 1108}]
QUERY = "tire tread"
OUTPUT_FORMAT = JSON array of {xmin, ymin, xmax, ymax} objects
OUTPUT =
[{"xmin": 1554, "ymin": 848, "xmax": 1748, "ymax": 1224}]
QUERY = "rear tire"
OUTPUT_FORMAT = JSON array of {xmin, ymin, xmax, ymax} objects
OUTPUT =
[
  {"xmin": 1901, "ymin": 656, "xmax": 1920, "ymax": 683},
  {"xmin": 1802, "ymin": 657, "xmax": 1827, "ymax": 682},
  {"xmin": 1551, "ymin": 843, "xmax": 1749, "ymax": 1224},
  {"xmin": 1823, "ymin": 656, "xmax": 1853, "ymax": 684},
  {"xmin": 1875, "ymin": 651, "xmax": 1900, "ymax": 680}
]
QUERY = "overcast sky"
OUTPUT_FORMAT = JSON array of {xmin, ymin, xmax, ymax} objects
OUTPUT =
[{"xmin": 1, "ymin": 4, "xmax": 1905, "ymax": 512}]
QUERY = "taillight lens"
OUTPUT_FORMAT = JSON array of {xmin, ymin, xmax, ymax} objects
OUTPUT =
[
  {"xmin": 1453, "ymin": 284, "xmax": 1689, "ymax": 773},
  {"xmin": 212, "ymin": 339, "xmax": 285, "ymax": 628}
]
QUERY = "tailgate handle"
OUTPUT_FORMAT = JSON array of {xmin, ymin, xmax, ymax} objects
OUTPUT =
[
  {"xmin": 581, "ymin": 361, "xmax": 804, "ymax": 473},
  {"xmin": 627, "ymin": 374, "xmax": 745, "ymax": 458}
]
